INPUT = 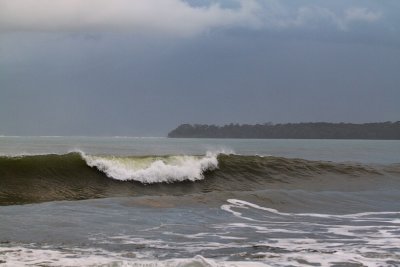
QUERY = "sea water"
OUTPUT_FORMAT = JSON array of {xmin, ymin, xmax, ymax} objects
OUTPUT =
[{"xmin": 0, "ymin": 137, "xmax": 399, "ymax": 266}]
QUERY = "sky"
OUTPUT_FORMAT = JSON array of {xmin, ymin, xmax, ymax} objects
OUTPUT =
[{"xmin": 0, "ymin": 0, "xmax": 399, "ymax": 136}]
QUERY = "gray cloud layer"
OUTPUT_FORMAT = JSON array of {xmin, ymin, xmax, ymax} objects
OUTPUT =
[
  {"xmin": 0, "ymin": 0, "xmax": 260, "ymax": 36},
  {"xmin": 0, "ymin": 0, "xmax": 382, "ymax": 36}
]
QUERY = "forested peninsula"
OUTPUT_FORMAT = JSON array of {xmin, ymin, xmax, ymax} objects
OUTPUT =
[{"xmin": 168, "ymin": 122, "xmax": 400, "ymax": 139}]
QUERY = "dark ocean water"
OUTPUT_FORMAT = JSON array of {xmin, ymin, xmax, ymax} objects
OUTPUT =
[{"xmin": 0, "ymin": 137, "xmax": 399, "ymax": 266}]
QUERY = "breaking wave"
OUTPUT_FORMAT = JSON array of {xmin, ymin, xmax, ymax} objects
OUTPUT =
[
  {"xmin": 81, "ymin": 152, "xmax": 219, "ymax": 183},
  {"xmin": 0, "ymin": 151, "xmax": 398, "ymax": 205}
]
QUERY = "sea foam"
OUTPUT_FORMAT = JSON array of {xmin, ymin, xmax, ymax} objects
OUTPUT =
[
  {"xmin": 80, "ymin": 151, "xmax": 219, "ymax": 183},
  {"xmin": 0, "ymin": 246, "xmax": 268, "ymax": 267}
]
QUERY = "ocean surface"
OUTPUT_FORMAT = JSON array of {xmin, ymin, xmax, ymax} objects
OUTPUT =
[{"xmin": 0, "ymin": 137, "xmax": 399, "ymax": 266}]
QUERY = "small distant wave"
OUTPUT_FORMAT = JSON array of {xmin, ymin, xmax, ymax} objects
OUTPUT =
[{"xmin": 0, "ymin": 152, "xmax": 398, "ymax": 205}]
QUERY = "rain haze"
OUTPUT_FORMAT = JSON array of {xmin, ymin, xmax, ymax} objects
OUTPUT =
[{"xmin": 1, "ymin": 0, "xmax": 399, "ymax": 136}]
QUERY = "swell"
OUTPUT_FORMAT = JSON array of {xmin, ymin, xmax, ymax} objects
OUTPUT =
[{"xmin": 0, "ymin": 153, "xmax": 398, "ymax": 205}]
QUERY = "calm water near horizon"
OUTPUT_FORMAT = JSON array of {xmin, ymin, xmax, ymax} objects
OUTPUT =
[{"xmin": 1, "ymin": 136, "xmax": 399, "ymax": 163}]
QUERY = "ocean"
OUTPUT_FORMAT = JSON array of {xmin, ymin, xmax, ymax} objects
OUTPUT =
[{"xmin": 0, "ymin": 137, "xmax": 399, "ymax": 266}]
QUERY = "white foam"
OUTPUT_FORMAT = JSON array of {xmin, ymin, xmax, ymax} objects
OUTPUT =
[
  {"xmin": 224, "ymin": 199, "xmax": 400, "ymax": 219},
  {"xmin": 80, "ymin": 151, "xmax": 219, "ymax": 183},
  {"xmin": 219, "ymin": 199, "xmax": 400, "ymax": 266},
  {"xmin": 0, "ymin": 246, "xmax": 269, "ymax": 267},
  {"xmin": 99, "ymin": 234, "xmax": 248, "ymax": 254}
]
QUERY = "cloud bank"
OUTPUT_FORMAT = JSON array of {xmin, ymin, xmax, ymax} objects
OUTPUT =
[
  {"xmin": 289, "ymin": 6, "xmax": 382, "ymax": 30},
  {"xmin": 0, "ymin": 0, "xmax": 382, "ymax": 36},
  {"xmin": 0, "ymin": 0, "xmax": 261, "ymax": 36}
]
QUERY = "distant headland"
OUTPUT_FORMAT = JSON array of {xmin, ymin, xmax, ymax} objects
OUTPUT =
[{"xmin": 168, "ymin": 122, "xmax": 400, "ymax": 140}]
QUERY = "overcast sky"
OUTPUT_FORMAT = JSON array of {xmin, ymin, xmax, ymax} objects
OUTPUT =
[{"xmin": 1, "ymin": 0, "xmax": 399, "ymax": 136}]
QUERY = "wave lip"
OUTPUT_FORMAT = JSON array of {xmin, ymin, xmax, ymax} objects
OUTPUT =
[{"xmin": 81, "ymin": 152, "xmax": 219, "ymax": 184}]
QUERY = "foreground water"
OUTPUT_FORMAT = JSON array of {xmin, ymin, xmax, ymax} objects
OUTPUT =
[{"xmin": 0, "ymin": 137, "xmax": 399, "ymax": 266}]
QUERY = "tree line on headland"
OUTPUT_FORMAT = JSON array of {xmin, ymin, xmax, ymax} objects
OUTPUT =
[{"xmin": 167, "ymin": 122, "xmax": 400, "ymax": 139}]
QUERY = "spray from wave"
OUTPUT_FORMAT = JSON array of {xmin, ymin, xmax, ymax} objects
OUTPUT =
[{"xmin": 80, "ymin": 151, "xmax": 219, "ymax": 183}]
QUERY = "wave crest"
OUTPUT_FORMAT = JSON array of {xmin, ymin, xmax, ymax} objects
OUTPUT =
[{"xmin": 81, "ymin": 152, "xmax": 219, "ymax": 183}]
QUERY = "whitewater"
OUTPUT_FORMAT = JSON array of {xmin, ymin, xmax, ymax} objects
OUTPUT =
[{"xmin": 81, "ymin": 151, "xmax": 219, "ymax": 183}]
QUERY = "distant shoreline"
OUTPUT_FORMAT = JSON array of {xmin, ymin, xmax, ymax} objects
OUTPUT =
[{"xmin": 168, "ymin": 122, "xmax": 400, "ymax": 140}]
